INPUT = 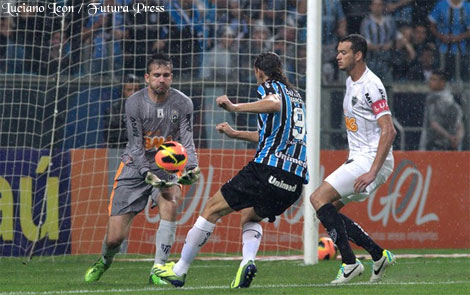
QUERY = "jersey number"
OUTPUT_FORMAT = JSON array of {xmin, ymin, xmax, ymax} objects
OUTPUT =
[
  {"xmin": 345, "ymin": 116, "xmax": 358, "ymax": 132},
  {"xmin": 292, "ymin": 107, "xmax": 305, "ymax": 140}
]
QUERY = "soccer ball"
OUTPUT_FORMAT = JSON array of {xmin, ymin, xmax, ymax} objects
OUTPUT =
[
  {"xmin": 155, "ymin": 141, "xmax": 188, "ymax": 173},
  {"xmin": 318, "ymin": 237, "xmax": 337, "ymax": 260}
]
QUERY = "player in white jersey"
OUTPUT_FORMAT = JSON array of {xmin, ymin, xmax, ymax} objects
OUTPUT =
[
  {"xmin": 310, "ymin": 34, "xmax": 397, "ymax": 284},
  {"xmin": 84, "ymin": 53, "xmax": 200, "ymax": 285}
]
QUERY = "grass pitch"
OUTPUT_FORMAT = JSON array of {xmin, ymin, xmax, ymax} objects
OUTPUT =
[{"xmin": 1, "ymin": 249, "xmax": 469, "ymax": 295}]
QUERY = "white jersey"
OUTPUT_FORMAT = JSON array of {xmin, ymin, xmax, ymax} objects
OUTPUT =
[{"xmin": 343, "ymin": 67, "xmax": 393, "ymax": 161}]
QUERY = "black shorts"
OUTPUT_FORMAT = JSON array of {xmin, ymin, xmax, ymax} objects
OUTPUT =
[{"xmin": 221, "ymin": 161, "xmax": 304, "ymax": 222}]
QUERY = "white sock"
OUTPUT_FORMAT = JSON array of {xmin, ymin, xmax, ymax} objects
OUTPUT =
[
  {"xmin": 153, "ymin": 219, "xmax": 177, "ymax": 265},
  {"xmin": 240, "ymin": 222, "xmax": 263, "ymax": 267},
  {"xmin": 173, "ymin": 216, "xmax": 215, "ymax": 275}
]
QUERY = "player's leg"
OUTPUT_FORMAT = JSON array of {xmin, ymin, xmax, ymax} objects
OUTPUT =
[
  {"xmin": 230, "ymin": 208, "xmax": 262, "ymax": 289},
  {"xmin": 153, "ymin": 185, "xmax": 181, "ymax": 265},
  {"xmin": 85, "ymin": 213, "xmax": 135, "ymax": 282},
  {"xmin": 149, "ymin": 185, "xmax": 181, "ymax": 286},
  {"xmin": 153, "ymin": 189, "xmax": 233, "ymax": 287},
  {"xmin": 311, "ymin": 181, "xmax": 363, "ymax": 284}
]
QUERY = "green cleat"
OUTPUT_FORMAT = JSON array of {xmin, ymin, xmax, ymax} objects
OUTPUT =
[
  {"xmin": 149, "ymin": 264, "xmax": 169, "ymax": 286},
  {"xmin": 230, "ymin": 260, "xmax": 257, "ymax": 288},
  {"xmin": 84, "ymin": 257, "xmax": 110, "ymax": 282},
  {"xmin": 151, "ymin": 262, "xmax": 186, "ymax": 287}
]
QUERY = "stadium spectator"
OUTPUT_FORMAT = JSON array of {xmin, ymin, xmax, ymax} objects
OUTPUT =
[
  {"xmin": 152, "ymin": 52, "xmax": 308, "ymax": 289},
  {"xmin": 239, "ymin": 21, "xmax": 273, "ymax": 83},
  {"xmin": 322, "ymin": 0, "xmax": 347, "ymax": 83},
  {"xmin": 84, "ymin": 53, "xmax": 200, "ymax": 285},
  {"xmin": 217, "ymin": 0, "xmax": 250, "ymax": 40},
  {"xmin": 273, "ymin": 16, "xmax": 297, "ymax": 76},
  {"xmin": 406, "ymin": 43, "xmax": 438, "ymax": 81},
  {"xmin": 392, "ymin": 24, "xmax": 417, "ymax": 80},
  {"xmin": 103, "ymin": 74, "xmax": 141, "ymax": 148},
  {"xmin": 341, "ymin": 0, "xmax": 370, "ymax": 35},
  {"xmin": 166, "ymin": 0, "xmax": 205, "ymax": 79},
  {"xmin": 11, "ymin": 5, "xmax": 47, "ymax": 74},
  {"xmin": 419, "ymin": 70, "xmax": 465, "ymax": 150},
  {"xmin": 201, "ymin": 26, "xmax": 238, "ymax": 81},
  {"xmin": 360, "ymin": 0, "xmax": 397, "ymax": 81},
  {"xmin": 311, "ymin": 34, "xmax": 396, "ymax": 284},
  {"xmin": 385, "ymin": 0, "xmax": 414, "ymax": 27},
  {"xmin": 127, "ymin": 0, "xmax": 169, "ymax": 76},
  {"xmin": 0, "ymin": 17, "xmax": 14, "ymax": 73},
  {"xmin": 41, "ymin": 31, "xmax": 72, "ymax": 76},
  {"xmin": 412, "ymin": 24, "xmax": 432, "ymax": 56},
  {"xmin": 428, "ymin": 0, "xmax": 470, "ymax": 81},
  {"xmin": 81, "ymin": 0, "xmax": 128, "ymax": 76}
]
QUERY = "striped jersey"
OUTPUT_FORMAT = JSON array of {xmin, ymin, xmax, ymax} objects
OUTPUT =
[
  {"xmin": 428, "ymin": 0, "xmax": 470, "ymax": 55},
  {"xmin": 343, "ymin": 67, "xmax": 393, "ymax": 161},
  {"xmin": 254, "ymin": 80, "xmax": 309, "ymax": 183},
  {"xmin": 122, "ymin": 87, "xmax": 198, "ymax": 176}
]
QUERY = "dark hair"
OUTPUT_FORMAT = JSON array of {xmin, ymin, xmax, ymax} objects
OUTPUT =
[
  {"xmin": 339, "ymin": 34, "xmax": 368, "ymax": 60},
  {"xmin": 432, "ymin": 69, "xmax": 448, "ymax": 82},
  {"xmin": 146, "ymin": 53, "xmax": 173, "ymax": 73},
  {"xmin": 123, "ymin": 73, "xmax": 140, "ymax": 84},
  {"xmin": 254, "ymin": 52, "xmax": 293, "ymax": 88}
]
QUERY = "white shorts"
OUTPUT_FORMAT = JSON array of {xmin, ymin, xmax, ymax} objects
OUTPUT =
[{"xmin": 325, "ymin": 154, "xmax": 394, "ymax": 205}]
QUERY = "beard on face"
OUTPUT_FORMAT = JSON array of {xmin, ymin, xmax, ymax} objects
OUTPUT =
[{"xmin": 150, "ymin": 83, "xmax": 168, "ymax": 95}]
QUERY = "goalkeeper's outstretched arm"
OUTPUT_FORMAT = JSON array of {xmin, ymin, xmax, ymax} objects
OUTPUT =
[{"xmin": 216, "ymin": 122, "xmax": 259, "ymax": 143}]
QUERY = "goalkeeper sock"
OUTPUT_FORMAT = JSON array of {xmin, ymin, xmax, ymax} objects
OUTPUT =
[
  {"xmin": 173, "ymin": 216, "xmax": 215, "ymax": 275},
  {"xmin": 101, "ymin": 240, "xmax": 120, "ymax": 265},
  {"xmin": 340, "ymin": 213, "xmax": 383, "ymax": 261},
  {"xmin": 316, "ymin": 203, "xmax": 356, "ymax": 264},
  {"xmin": 240, "ymin": 222, "xmax": 263, "ymax": 267},
  {"xmin": 154, "ymin": 219, "xmax": 177, "ymax": 265}
]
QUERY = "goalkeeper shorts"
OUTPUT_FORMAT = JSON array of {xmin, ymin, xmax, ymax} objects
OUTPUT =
[{"xmin": 108, "ymin": 162, "xmax": 178, "ymax": 216}]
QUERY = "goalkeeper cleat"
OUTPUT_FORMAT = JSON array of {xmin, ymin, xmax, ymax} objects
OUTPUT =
[
  {"xmin": 149, "ymin": 264, "xmax": 169, "ymax": 286},
  {"xmin": 151, "ymin": 262, "xmax": 186, "ymax": 287},
  {"xmin": 330, "ymin": 259, "xmax": 364, "ymax": 284},
  {"xmin": 230, "ymin": 260, "xmax": 257, "ymax": 288},
  {"xmin": 370, "ymin": 249, "xmax": 396, "ymax": 283},
  {"xmin": 84, "ymin": 257, "xmax": 110, "ymax": 282}
]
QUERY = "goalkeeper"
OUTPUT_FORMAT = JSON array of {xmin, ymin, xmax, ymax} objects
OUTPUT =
[
  {"xmin": 84, "ymin": 53, "xmax": 200, "ymax": 285},
  {"xmin": 152, "ymin": 52, "xmax": 309, "ymax": 288}
]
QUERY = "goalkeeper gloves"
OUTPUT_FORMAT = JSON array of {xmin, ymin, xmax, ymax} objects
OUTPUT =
[
  {"xmin": 145, "ymin": 171, "xmax": 177, "ymax": 188},
  {"xmin": 177, "ymin": 166, "xmax": 200, "ymax": 185}
]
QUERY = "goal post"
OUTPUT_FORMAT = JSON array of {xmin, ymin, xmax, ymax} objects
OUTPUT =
[{"xmin": 303, "ymin": 0, "xmax": 321, "ymax": 265}]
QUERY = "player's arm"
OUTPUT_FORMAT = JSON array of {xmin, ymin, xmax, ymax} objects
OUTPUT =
[
  {"xmin": 124, "ymin": 99, "xmax": 151, "ymax": 177},
  {"xmin": 354, "ymin": 114, "xmax": 396, "ymax": 193},
  {"xmin": 216, "ymin": 94, "xmax": 281, "ymax": 113},
  {"xmin": 176, "ymin": 99, "xmax": 200, "ymax": 185},
  {"xmin": 216, "ymin": 122, "xmax": 259, "ymax": 143}
]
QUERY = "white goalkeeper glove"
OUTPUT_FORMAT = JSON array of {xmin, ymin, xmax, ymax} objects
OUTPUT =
[
  {"xmin": 145, "ymin": 171, "xmax": 177, "ymax": 188},
  {"xmin": 177, "ymin": 166, "xmax": 200, "ymax": 185}
]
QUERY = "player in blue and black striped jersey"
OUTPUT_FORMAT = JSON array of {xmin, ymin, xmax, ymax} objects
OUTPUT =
[{"xmin": 152, "ymin": 52, "xmax": 309, "ymax": 289}]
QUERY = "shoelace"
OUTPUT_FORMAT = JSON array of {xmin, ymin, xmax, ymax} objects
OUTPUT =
[{"xmin": 335, "ymin": 264, "xmax": 345, "ymax": 279}]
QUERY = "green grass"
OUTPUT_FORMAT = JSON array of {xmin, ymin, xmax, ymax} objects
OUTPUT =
[{"xmin": 1, "ymin": 249, "xmax": 469, "ymax": 295}]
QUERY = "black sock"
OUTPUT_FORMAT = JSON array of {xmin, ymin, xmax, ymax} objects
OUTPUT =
[
  {"xmin": 339, "ymin": 213, "xmax": 383, "ymax": 261},
  {"xmin": 316, "ymin": 203, "xmax": 356, "ymax": 264}
]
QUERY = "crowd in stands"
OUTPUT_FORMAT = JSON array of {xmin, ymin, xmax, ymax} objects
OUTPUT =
[{"xmin": 0, "ymin": 0, "xmax": 468, "ymax": 84}]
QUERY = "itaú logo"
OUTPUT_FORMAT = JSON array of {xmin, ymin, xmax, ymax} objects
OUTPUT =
[{"xmin": 268, "ymin": 176, "xmax": 297, "ymax": 192}]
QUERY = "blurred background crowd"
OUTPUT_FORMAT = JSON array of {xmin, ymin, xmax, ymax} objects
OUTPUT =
[
  {"xmin": 0, "ymin": 0, "xmax": 468, "ymax": 151},
  {"xmin": 1, "ymin": 0, "xmax": 469, "ymax": 83}
]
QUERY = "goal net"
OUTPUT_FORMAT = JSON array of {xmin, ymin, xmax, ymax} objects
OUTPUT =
[{"xmin": 0, "ymin": 0, "xmax": 310, "ymax": 259}]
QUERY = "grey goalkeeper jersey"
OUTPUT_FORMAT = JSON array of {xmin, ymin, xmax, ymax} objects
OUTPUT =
[{"xmin": 121, "ymin": 87, "xmax": 198, "ymax": 177}]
